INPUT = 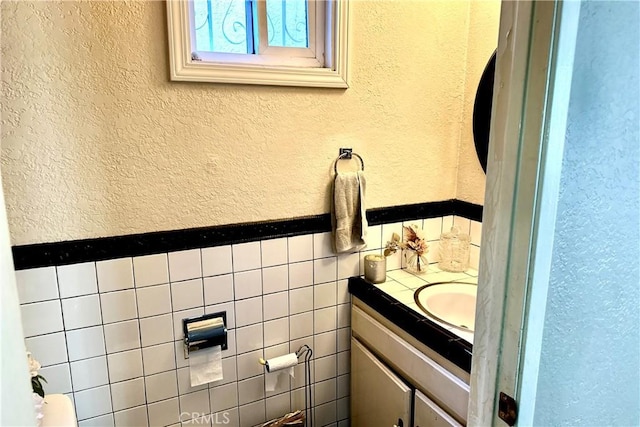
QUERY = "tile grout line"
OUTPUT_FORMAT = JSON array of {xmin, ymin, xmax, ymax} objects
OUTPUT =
[
  {"xmin": 54, "ymin": 264, "xmax": 75, "ymax": 402},
  {"xmin": 132, "ymin": 255, "xmax": 152, "ymax": 427},
  {"xmin": 164, "ymin": 252, "xmax": 181, "ymax": 426},
  {"xmin": 94, "ymin": 260, "xmax": 113, "ymax": 422},
  {"xmin": 197, "ymin": 247, "xmax": 214, "ymax": 420},
  {"xmin": 229, "ymin": 243, "xmax": 242, "ymax": 427}
]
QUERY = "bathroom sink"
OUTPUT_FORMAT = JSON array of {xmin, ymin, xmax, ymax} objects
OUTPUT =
[{"xmin": 414, "ymin": 282, "xmax": 477, "ymax": 331}]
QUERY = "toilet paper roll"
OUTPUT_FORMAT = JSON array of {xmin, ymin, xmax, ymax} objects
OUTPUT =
[
  {"xmin": 189, "ymin": 345, "xmax": 223, "ymax": 387},
  {"xmin": 265, "ymin": 369, "xmax": 294, "ymax": 392},
  {"xmin": 264, "ymin": 353, "xmax": 298, "ymax": 373},
  {"xmin": 264, "ymin": 353, "xmax": 298, "ymax": 392}
]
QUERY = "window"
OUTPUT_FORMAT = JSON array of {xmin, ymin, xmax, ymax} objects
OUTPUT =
[{"xmin": 167, "ymin": 0, "xmax": 349, "ymax": 88}]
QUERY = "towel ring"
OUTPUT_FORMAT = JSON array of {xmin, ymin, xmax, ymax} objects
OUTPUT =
[{"xmin": 334, "ymin": 152, "xmax": 365, "ymax": 175}]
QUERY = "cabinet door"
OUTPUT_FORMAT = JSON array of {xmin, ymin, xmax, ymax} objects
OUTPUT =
[
  {"xmin": 351, "ymin": 337, "xmax": 412, "ymax": 427},
  {"xmin": 414, "ymin": 390, "xmax": 463, "ymax": 427}
]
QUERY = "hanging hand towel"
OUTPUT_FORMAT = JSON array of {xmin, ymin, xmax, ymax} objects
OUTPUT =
[{"xmin": 332, "ymin": 170, "xmax": 368, "ymax": 253}]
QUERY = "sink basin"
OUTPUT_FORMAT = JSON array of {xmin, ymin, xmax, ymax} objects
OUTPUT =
[{"xmin": 414, "ymin": 282, "xmax": 477, "ymax": 331}]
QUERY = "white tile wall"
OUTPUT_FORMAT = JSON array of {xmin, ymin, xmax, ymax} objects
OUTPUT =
[
  {"xmin": 170, "ymin": 279, "xmax": 203, "ymax": 311},
  {"xmin": 96, "ymin": 258, "xmax": 134, "ymax": 293},
  {"xmin": 16, "ymin": 266, "xmax": 58, "ymax": 304},
  {"xmin": 168, "ymin": 250, "xmax": 202, "ymax": 282},
  {"xmin": 146, "ymin": 371, "xmax": 179, "ymax": 403},
  {"xmin": 289, "ymin": 287, "xmax": 313, "ymax": 315},
  {"xmin": 39, "ymin": 363, "xmax": 72, "ymax": 394},
  {"xmin": 100, "ymin": 290, "xmax": 137, "ymax": 324},
  {"xmin": 114, "ymin": 404, "xmax": 148, "ymax": 427},
  {"xmin": 140, "ymin": 314, "xmax": 174, "ymax": 347},
  {"xmin": 21, "ymin": 300, "xmax": 63, "ymax": 337},
  {"xmin": 61, "ymin": 295, "xmax": 102, "ymax": 330},
  {"xmin": 233, "ymin": 269, "xmax": 262, "ymax": 300},
  {"xmin": 179, "ymin": 389, "xmax": 210, "ymax": 421},
  {"xmin": 142, "ymin": 342, "xmax": 176, "ymax": 376},
  {"xmin": 235, "ymin": 297, "xmax": 263, "ymax": 327},
  {"xmin": 203, "ymin": 275, "xmax": 234, "ymax": 305},
  {"xmin": 314, "ymin": 257, "xmax": 337, "ymax": 284},
  {"xmin": 265, "ymin": 317, "xmax": 290, "ymax": 347},
  {"xmin": 313, "ymin": 232, "xmax": 334, "ymax": 259},
  {"xmin": 232, "ymin": 242, "xmax": 261, "ymax": 272},
  {"xmin": 78, "ymin": 412, "xmax": 114, "ymax": 427},
  {"xmin": 288, "ymin": 235, "xmax": 313, "ymax": 263},
  {"xmin": 70, "ymin": 356, "xmax": 109, "ymax": 391},
  {"xmin": 314, "ymin": 282, "xmax": 337, "ymax": 309},
  {"xmin": 111, "ymin": 378, "xmax": 146, "ymax": 411},
  {"xmin": 290, "ymin": 312, "xmax": 313, "ymax": 341},
  {"xmin": 103, "ymin": 320, "xmax": 140, "ymax": 353},
  {"xmin": 288, "ymin": 261, "xmax": 313, "ymax": 289},
  {"xmin": 262, "ymin": 265, "xmax": 288, "ymax": 295},
  {"xmin": 137, "ymin": 284, "xmax": 172, "ymax": 318},
  {"xmin": 107, "ymin": 349, "xmax": 143, "ymax": 382},
  {"xmin": 147, "ymin": 398, "xmax": 179, "ymax": 427},
  {"xmin": 74, "ymin": 385, "xmax": 112, "ymax": 420},
  {"xmin": 25, "ymin": 332, "xmax": 68, "ymax": 366},
  {"xmin": 67, "ymin": 326, "xmax": 106, "ymax": 361},
  {"xmin": 424, "ymin": 217, "xmax": 443, "ymax": 241},
  {"xmin": 235, "ymin": 324, "xmax": 263, "ymax": 354},
  {"xmin": 262, "ymin": 292, "xmax": 288, "ymax": 321},
  {"xmin": 337, "ymin": 253, "xmax": 360, "ymax": 280},
  {"xmin": 17, "ymin": 214, "xmax": 480, "ymax": 427},
  {"xmin": 133, "ymin": 254, "xmax": 169, "ymax": 288},
  {"xmin": 57, "ymin": 262, "xmax": 98, "ymax": 298},
  {"xmin": 470, "ymin": 219, "xmax": 483, "ymax": 246},
  {"xmin": 260, "ymin": 238, "xmax": 288, "ymax": 267},
  {"xmin": 201, "ymin": 246, "xmax": 233, "ymax": 277}
]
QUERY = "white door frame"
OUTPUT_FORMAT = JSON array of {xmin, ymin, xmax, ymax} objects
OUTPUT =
[
  {"xmin": 468, "ymin": 1, "xmax": 582, "ymax": 425},
  {"xmin": 0, "ymin": 167, "xmax": 37, "ymax": 426}
]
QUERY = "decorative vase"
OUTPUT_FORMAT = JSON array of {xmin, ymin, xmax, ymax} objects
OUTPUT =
[
  {"xmin": 364, "ymin": 254, "xmax": 387, "ymax": 284},
  {"xmin": 404, "ymin": 250, "xmax": 429, "ymax": 274}
]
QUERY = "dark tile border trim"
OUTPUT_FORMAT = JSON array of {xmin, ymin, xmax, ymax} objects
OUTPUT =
[
  {"xmin": 12, "ymin": 199, "xmax": 482, "ymax": 270},
  {"xmin": 348, "ymin": 276, "xmax": 472, "ymax": 373},
  {"xmin": 367, "ymin": 199, "xmax": 482, "ymax": 225}
]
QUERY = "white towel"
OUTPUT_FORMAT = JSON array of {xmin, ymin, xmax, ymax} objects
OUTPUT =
[{"xmin": 332, "ymin": 170, "xmax": 368, "ymax": 253}]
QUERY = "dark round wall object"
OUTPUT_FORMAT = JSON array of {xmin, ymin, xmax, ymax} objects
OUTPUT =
[{"xmin": 472, "ymin": 50, "xmax": 496, "ymax": 173}]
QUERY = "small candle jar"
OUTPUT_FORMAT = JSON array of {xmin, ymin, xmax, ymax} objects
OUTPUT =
[{"xmin": 364, "ymin": 254, "xmax": 387, "ymax": 284}]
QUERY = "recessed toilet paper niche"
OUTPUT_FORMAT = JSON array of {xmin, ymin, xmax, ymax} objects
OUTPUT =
[{"xmin": 182, "ymin": 311, "xmax": 228, "ymax": 359}]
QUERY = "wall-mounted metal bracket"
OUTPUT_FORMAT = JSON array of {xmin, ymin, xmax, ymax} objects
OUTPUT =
[
  {"xmin": 182, "ymin": 311, "xmax": 228, "ymax": 359},
  {"xmin": 339, "ymin": 148, "xmax": 353, "ymax": 159}
]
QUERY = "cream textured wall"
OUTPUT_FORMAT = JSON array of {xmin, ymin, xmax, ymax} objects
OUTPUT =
[
  {"xmin": 456, "ymin": 0, "xmax": 501, "ymax": 205},
  {"xmin": 1, "ymin": 1, "xmax": 488, "ymax": 245}
]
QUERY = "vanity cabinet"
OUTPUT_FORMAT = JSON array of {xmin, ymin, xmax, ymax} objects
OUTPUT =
[
  {"xmin": 351, "ymin": 338, "xmax": 412, "ymax": 427},
  {"xmin": 414, "ymin": 390, "xmax": 462, "ymax": 427},
  {"xmin": 351, "ymin": 301, "xmax": 469, "ymax": 427}
]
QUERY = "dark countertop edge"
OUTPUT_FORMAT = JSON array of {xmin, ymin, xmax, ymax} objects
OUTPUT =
[{"xmin": 348, "ymin": 276, "xmax": 472, "ymax": 373}]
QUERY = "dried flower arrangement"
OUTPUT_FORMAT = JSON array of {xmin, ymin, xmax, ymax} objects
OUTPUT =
[
  {"xmin": 28, "ymin": 352, "xmax": 47, "ymax": 425},
  {"xmin": 383, "ymin": 225, "xmax": 430, "ymax": 273},
  {"xmin": 383, "ymin": 232, "xmax": 401, "ymax": 257},
  {"xmin": 402, "ymin": 224, "xmax": 429, "ymax": 273},
  {"xmin": 28, "ymin": 352, "xmax": 46, "ymax": 398},
  {"xmin": 401, "ymin": 224, "xmax": 429, "ymax": 256}
]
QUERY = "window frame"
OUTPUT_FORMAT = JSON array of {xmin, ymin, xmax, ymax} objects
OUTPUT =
[{"xmin": 167, "ymin": 0, "xmax": 349, "ymax": 88}]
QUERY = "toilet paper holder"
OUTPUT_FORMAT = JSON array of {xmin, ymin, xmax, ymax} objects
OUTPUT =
[{"xmin": 182, "ymin": 311, "xmax": 228, "ymax": 359}]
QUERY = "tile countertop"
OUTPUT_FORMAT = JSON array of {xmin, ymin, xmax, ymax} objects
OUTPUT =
[
  {"xmin": 376, "ymin": 267, "xmax": 478, "ymax": 344},
  {"xmin": 348, "ymin": 265, "xmax": 478, "ymax": 373}
]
